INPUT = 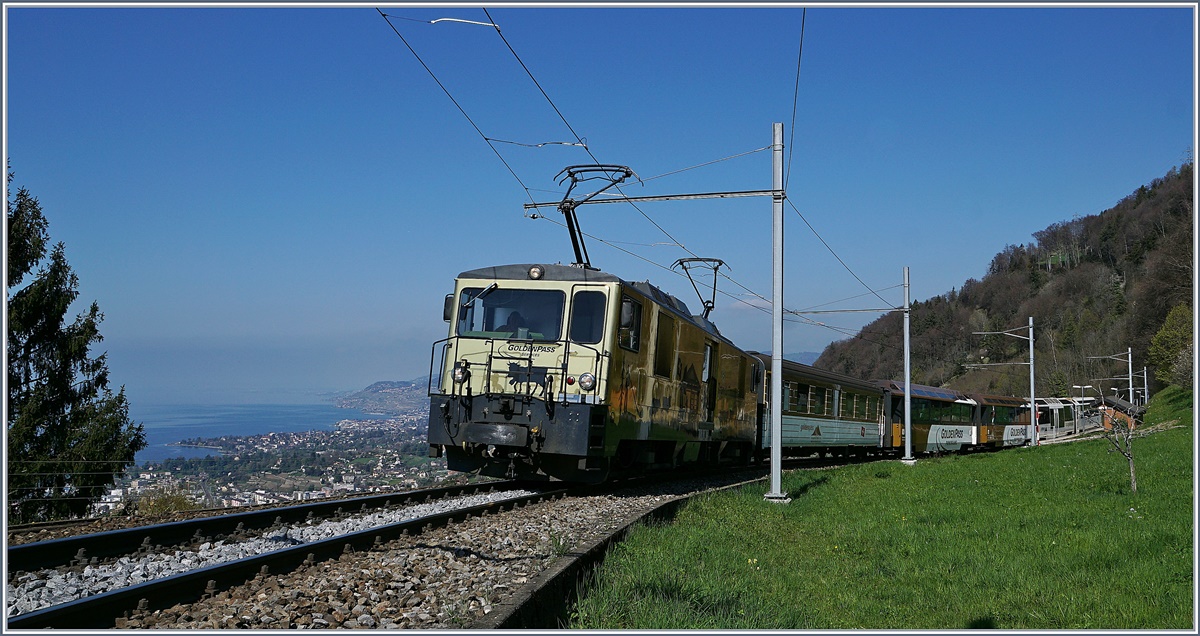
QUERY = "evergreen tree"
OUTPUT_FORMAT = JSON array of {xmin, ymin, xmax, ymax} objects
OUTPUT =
[
  {"xmin": 1148, "ymin": 304, "xmax": 1194, "ymax": 386},
  {"xmin": 7, "ymin": 168, "xmax": 146, "ymax": 523}
]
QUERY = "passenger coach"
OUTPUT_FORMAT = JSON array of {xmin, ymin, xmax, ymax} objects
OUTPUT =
[
  {"xmin": 757, "ymin": 356, "xmax": 887, "ymax": 457},
  {"xmin": 875, "ymin": 381, "xmax": 979, "ymax": 453}
]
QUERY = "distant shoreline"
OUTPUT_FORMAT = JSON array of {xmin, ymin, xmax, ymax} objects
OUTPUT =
[
  {"xmin": 132, "ymin": 403, "xmax": 378, "ymax": 465},
  {"xmin": 165, "ymin": 442, "xmax": 223, "ymax": 451}
]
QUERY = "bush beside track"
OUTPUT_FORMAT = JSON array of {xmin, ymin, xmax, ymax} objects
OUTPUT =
[{"xmin": 568, "ymin": 390, "xmax": 1194, "ymax": 630}]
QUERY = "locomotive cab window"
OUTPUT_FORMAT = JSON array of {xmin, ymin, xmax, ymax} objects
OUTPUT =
[
  {"xmin": 569, "ymin": 290, "xmax": 606, "ymax": 344},
  {"xmin": 457, "ymin": 287, "xmax": 565, "ymax": 340},
  {"xmin": 618, "ymin": 296, "xmax": 642, "ymax": 351}
]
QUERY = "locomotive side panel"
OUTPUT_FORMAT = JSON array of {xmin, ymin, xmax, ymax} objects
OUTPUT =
[
  {"xmin": 606, "ymin": 284, "xmax": 759, "ymax": 468},
  {"xmin": 716, "ymin": 346, "xmax": 759, "ymax": 445}
]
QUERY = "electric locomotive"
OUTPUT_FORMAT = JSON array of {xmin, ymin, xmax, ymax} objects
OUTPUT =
[{"xmin": 426, "ymin": 263, "xmax": 762, "ymax": 483}]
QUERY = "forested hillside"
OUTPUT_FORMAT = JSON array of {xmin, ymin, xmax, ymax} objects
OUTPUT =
[{"xmin": 816, "ymin": 163, "xmax": 1193, "ymax": 399}]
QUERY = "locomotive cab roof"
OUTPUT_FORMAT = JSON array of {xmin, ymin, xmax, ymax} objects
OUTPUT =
[{"xmin": 455, "ymin": 263, "xmax": 732, "ymax": 343}]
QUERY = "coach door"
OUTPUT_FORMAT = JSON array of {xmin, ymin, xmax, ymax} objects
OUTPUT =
[{"xmin": 702, "ymin": 341, "xmax": 717, "ymax": 423}]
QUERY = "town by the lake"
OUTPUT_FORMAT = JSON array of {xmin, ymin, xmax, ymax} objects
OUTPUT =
[{"xmin": 95, "ymin": 405, "xmax": 479, "ymax": 515}]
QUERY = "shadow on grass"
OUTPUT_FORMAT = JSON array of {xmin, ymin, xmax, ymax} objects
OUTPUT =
[
  {"xmin": 790, "ymin": 474, "xmax": 829, "ymax": 497},
  {"xmin": 967, "ymin": 616, "xmax": 998, "ymax": 629}
]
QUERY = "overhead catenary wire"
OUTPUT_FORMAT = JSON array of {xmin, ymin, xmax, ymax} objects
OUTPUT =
[
  {"xmin": 784, "ymin": 7, "xmax": 807, "ymax": 191},
  {"xmin": 480, "ymin": 7, "xmax": 708, "ymax": 268},
  {"xmin": 382, "ymin": 9, "xmax": 916, "ymax": 360},
  {"xmin": 637, "ymin": 146, "xmax": 773, "ymax": 183},
  {"xmin": 376, "ymin": 9, "xmax": 538, "ymax": 205},
  {"xmin": 391, "ymin": 8, "xmax": 862, "ymax": 335},
  {"xmin": 788, "ymin": 199, "xmax": 895, "ymax": 310},
  {"xmin": 372, "ymin": 10, "xmax": 822, "ymax": 346},
  {"xmin": 530, "ymin": 214, "xmax": 904, "ymax": 350},
  {"xmin": 485, "ymin": 137, "xmax": 588, "ymax": 148},
  {"xmin": 482, "ymin": 7, "xmax": 590, "ymax": 156}
]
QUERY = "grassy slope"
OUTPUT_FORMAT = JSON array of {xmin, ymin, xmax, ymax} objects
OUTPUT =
[{"xmin": 570, "ymin": 390, "xmax": 1194, "ymax": 629}]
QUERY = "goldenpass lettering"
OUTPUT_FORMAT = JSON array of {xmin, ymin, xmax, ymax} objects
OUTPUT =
[{"xmin": 505, "ymin": 343, "xmax": 559, "ymax": 354}]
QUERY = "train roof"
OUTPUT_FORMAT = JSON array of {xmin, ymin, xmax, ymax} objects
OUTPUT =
[
  {"xmin": 457, "ymin": 263, "xmax": 622, "ymax": 284},
  {"xmin": 456, "ymin": 263, "xmax": 737, "ymax": 346},
  {"xmin": 1101, "ymin": 395, "xmax": 1144, "ymax": 417},
  {"xmin": 873, "ymin": 380, "xmax": 969, "ymax": 403},
  {"xmin": 970, "ymin": 393, "xmax": 1030, "ymax": 407},
  {"xmin": 752, "ymin": 354, "xmax": 883, "ymax": 393}
]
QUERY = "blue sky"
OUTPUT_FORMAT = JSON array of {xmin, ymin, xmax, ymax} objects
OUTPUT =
[{"xmin": 5, "ymin": 3, "xmax": 1195, "ymax": 405}]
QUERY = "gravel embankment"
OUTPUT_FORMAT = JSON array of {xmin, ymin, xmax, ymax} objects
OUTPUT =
[
  {"xmin": 127, "ymin": 475, "xmax": 758, "ymax": 629},
  {"xmin": 6, "ymin": 490, "xmax": 538, "ymax": 619}
]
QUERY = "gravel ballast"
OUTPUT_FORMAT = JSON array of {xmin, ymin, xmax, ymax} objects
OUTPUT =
[{"xmin": 132, "ymin": 475, "xmax": 756, "ymax": 629}]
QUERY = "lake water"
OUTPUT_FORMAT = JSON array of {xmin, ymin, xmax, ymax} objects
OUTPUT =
[{"xmin": 131, "ymin": 403, "xmax": 375, "ymax": 465}]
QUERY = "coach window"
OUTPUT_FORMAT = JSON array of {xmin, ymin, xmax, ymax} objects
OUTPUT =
[
  {"xmin": 792, "ymin": 383, "xmax": 809, "ymax": 412},
  {"xmin": 853, "ymin": 394, "xmax": 866, "ymax": 419},
  {"xmin": 809, "ymin": 386, "xmax": 826, "ymax": 416},
  {"xmin": 653, "ymin": 312, "xmax": 676, "ymax": 378},
  {"xmin": 618, "ymin": 296, "xmax": 642, "ymax": 352},
  {"xmin": 569, "ymin": 290, "xmax": 606, "ymax": 344}
]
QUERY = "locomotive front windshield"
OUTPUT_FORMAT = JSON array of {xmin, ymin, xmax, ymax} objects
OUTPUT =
[{"xmin": 457, "ymin": 287, "xmax": 565, "ymax": 340}]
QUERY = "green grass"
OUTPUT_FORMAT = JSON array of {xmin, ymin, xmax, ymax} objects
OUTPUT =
[
  {"xmin": 1144, "ymin": 385, "xmax": 1194, "ymax": 429},
  {"xmin": 570, "ymin": 392, "xmax": 1193, "ymax": 629}
]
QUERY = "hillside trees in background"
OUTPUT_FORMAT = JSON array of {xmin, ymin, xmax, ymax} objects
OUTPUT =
[
  {"xmin": 816, "ymin": 162, "xmax": 1194, "ymax": 401},
  {"xmin": 1148, "ymin": 304, "xmax": 1194, "ymax": 388},
  {"xmin": 6, "ymin": 167, "xmax": 146, "ymax": 523}
]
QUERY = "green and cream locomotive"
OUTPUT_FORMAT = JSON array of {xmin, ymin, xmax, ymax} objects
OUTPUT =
[{"xmin": 427, "ymin": 263, "xmax": 763, "ymax": 483}]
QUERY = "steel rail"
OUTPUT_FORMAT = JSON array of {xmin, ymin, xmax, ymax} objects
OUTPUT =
[
  {"xmin": 7, "ymin": 480, "xmax": 521, "ymax": 573},
  {"xmin": 7, "ymin": 487, "xmax": 567, "ymax": 630}
]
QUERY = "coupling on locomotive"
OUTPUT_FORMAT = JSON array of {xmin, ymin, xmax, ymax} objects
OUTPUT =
[{"xmin": 426, "ymin": 262, "xmax": 1036, "ymax": 484}]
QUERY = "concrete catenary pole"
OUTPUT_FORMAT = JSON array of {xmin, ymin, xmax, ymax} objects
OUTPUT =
[
  {"xmin": 1029, "ymin": 317, "xmax": 1037, "ymax": 446},
  {"xmin": 902, "ymin": 267, "xmax": 913, "ymax": 462},
  {"xmin": 1127, "ymin": 347, "xmax": 1134, "ymax": 406},
  {"xmin": 766, "ymin": 122, "xmax": 789, "ymax": 503}
]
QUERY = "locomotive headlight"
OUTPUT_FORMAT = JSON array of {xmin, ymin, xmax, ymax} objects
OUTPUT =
[
  {"xmin": 452, "ymin": 362, "xmax": 471, "ymax": 384},
  {"xmin": 578, "ymin": 373, "xmax": 597, "ymax": 392},
  {"xmin": 528, "ymin": 265, "xmax": 545, "ymax": 280}
]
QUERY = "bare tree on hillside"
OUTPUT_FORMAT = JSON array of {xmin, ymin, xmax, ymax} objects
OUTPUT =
[{"xmin": 1099, "ymin": 396, "xmax": 1139, "ymax": 494}]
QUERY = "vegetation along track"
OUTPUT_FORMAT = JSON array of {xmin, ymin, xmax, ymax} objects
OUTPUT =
[{"xmin": 6, "ymin": 456, "xmax": 866, "ymax": 629}]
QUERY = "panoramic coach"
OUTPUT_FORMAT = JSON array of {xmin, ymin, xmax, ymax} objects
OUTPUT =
[
  {"xmin": 875, "ymin": 380, "xmax": 980, "ymax": 453},
  {"xmin": 972, "ymin": 392, "xmax": 1032, "ymax": 448}
]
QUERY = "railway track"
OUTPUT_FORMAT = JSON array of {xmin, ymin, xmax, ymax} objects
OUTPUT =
[
  {"xmin": 6, "ymin": 454, "xmax": 878, "ymax": 629},
  {"xmin": 6, "ymin": 482, "xmax": 558, "ymax": 629},
  {"xmin": 8, "ymin": 481, "xmax": 523, "ymax": 572}
]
